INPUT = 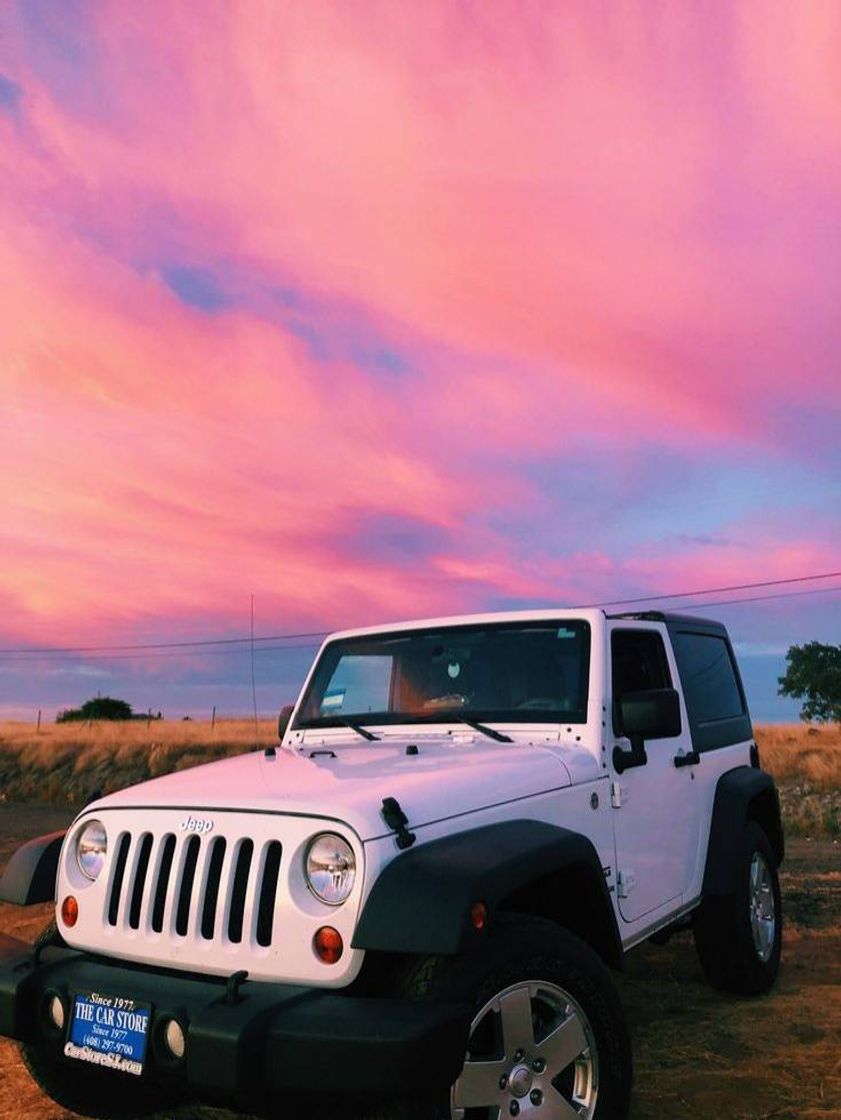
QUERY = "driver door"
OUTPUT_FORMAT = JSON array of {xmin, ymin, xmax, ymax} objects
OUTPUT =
[{"xmin": 609, "ymin": 623, "xmax": 702, "ymax": 924}]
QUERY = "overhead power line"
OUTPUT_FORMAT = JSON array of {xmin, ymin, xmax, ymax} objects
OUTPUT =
[
  {"xmin": 602, "ymin": 584, "xmax": 841, "ymax": 613},
  {"xmin": 670, "ymin": 584, "xmax": 841, "ymax": 610},
  {"xmin": 585, "ymin": 569, "xmax": 841, "ymax": 608},
  {"xmin": 0, "ymin": 630, "xmax": 329, "ymax": 656},
  {"xmin": 3, "ymin": 584, "xmax": 840, "ymax": 664},
  {"xmin": 0, "ymin": 568, "xmax": 838, "ymax": 662},
  {"xmin": 0, "ymin": 641, "xmax": 324, "ymax": 664}
]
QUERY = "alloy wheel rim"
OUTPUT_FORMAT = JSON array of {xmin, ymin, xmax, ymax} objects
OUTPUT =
[
  {"xmin": 450, "ymin": 979, "xmax": 599, "ymax": 1119},
  {"xmin": 749, "ymin": 851, "xmax": 776, "ymax": 963}
]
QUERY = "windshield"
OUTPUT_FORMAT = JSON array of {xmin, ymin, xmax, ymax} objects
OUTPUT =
[{"xmin": 295, "ymin": 620, "xmax": 591, "ymax": 729}]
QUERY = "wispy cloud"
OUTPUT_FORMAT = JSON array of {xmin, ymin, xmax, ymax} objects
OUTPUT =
[{"xmin": 0, "ymin": 1, "xmax": 838, "ymax": 690}]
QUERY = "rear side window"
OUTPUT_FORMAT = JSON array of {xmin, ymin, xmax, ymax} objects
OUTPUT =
[{"xmin": 672, "ymin": 632, "xmax": 744, "ymax": 723}]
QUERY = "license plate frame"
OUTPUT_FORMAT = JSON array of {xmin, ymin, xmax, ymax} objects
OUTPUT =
[{"xmin": 65, "ymin": 991, "xmax": 152, "ymax": 1077}]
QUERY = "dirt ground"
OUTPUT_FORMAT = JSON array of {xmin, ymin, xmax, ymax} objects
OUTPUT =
[{"xmin": 0, "ymin": 804, "xmax": 838, "ymax": 1120}]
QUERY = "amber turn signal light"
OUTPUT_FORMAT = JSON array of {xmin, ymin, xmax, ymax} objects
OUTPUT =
[
  {"xmin": 61, "ymin": 895, "xmax": 79, "ymax": 928},
  {"xmin": 470, "ymin": 901, "xmax": 487, "ymax": 930},
  {"xmin": 314, "ymin": 926, "xmax": 344, "ymax": 964}
]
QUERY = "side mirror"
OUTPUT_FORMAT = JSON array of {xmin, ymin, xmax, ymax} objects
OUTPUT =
[
  {"xmin": 277, "ymin": 704, "xmax": 294, "ymax": 741},
  {"xmin": 620, "ymin": 688, "xmax": 682, "ymax": 741},
  {"xmin": 613, "ymin": 688, "xmax": 681, "ymax": 773}
]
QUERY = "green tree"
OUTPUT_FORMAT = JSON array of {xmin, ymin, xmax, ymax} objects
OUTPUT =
[
  {"xmin": 57, "ymin": 696, "xmax": 135, "ymax": 723},
  {"xmin": 778, "ymin": 642, "xmax": 841, "ymax": 723}
]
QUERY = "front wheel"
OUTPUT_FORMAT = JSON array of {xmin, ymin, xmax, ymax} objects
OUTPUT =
[
  {"xmin": 453, "ymin": 976, "xmax": 602, "ymax": 1117},
  {"xmin": 693, "ymin": 820, "xmax": 782, "ymax": 995},
  {"xmin": 368, "ymin": 914, "xmax": 632, "ymax": 1120}
]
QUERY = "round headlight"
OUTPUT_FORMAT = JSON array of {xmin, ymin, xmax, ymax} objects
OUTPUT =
[
  {"xmin": 305, "ymin": 833, "xmax": 356, "ymax": 906},
  {"xmin": 76, "ymin": 820, "xmax": 107, "ymax": 881}
]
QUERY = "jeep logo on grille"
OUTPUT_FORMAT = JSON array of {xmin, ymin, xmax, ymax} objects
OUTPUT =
[{"xmin": 180, "ymin": 815, "xmax": 214, "ymax": 834}]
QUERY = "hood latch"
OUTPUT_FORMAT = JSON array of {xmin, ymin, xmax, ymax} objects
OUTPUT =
[{"xmin": 381, "ymin": 797, "xmax": 416, "ymax": 850}]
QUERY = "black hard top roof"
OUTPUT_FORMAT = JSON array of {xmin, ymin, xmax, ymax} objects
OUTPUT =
[{"xmin": 605, "ymin": 609, "xmax": 729, "ymax": 634}]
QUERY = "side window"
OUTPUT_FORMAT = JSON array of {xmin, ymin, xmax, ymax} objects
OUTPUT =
[
  {"xmin": 672, "ymin": 632, "xmax": 744, "ymax": 723},
  {"xmin": 611, "ymin": 629, "xmax": 672, "ymax": 735}
]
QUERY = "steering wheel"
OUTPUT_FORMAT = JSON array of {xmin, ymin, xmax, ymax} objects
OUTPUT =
[{"xmin": 422, "ymin": 694, "xmax": 468, "ymax": 710}]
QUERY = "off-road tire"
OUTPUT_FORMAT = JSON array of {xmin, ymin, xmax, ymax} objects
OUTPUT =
[
  {"xmin": 693, "ymin": 820, "xmax": 782, "ymax": 995},
  {"xmin": 363, "ymin": 914, "xmax": 632, "ymax": 1119}
]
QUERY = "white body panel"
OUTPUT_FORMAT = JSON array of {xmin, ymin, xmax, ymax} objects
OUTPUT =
[
  {"xmin": 55, "ymin": 606, "xmax": 754, "ymax": 985},
  {"xmin": 606, "ymin": 621, "xmax": 702, "ymax": 923},
  {"xmin": 362, "ymin": 778, "xmax": 617, "ymax": 915},
  {"xmin": 58, "ymin": 807, "xmax": 367, "ymax": 987},
  {"xmin": 681, "ymin": 740, "xmax": 755, "ymax": 907},
  {"xmin": 91, "ymin": 737, "xmax": 579, "ymax": 842}
]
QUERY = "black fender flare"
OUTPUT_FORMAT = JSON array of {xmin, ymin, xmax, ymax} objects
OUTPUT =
[
  {"xmin": 0, "ymin": 831, "xmax": 65, "ymax": 905},
  {"xmin": 702, "ymin": 767, "xmax": 784, "ymax": 897},
  {"xmin": 353, "ymin": 820, "xmax": 621, "ymax": 964}
]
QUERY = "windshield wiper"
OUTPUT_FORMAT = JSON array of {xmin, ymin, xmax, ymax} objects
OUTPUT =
[
  {"xmin": 339, "ymin": 719, "xmax": 380, "ymax": 741},
  {"xmin": 452, "ymin": 717, "xmax": 512, "ymax": 743}
]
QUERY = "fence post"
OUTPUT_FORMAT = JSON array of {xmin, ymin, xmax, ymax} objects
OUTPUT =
[
  {"xmin": 37, "ymin": 709, "xmax": 42, "ymax": 733},
  {"xmin": 147, "ymin": 707, "xmax": 152, "ymax": 728},
  {"xmin": 211, "ymin": 705, "xmax": 216, "ymax": 731}
]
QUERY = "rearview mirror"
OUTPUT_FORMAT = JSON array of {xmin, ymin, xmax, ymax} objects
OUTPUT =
[{"xmin": 277, "ymin": 704, "xmax": 294, "ymax": 741}]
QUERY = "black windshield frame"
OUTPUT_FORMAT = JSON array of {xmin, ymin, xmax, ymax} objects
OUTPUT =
[{"xmin": 294, "ymin": 619, "xmax": 592, "ymax": 730}]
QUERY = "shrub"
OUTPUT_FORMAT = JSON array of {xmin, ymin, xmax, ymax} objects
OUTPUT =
[{"xmin": 56, "ymin": 696, "xmax": 135, "ymax": 723}]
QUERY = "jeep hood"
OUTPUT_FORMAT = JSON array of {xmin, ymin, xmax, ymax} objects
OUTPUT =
[{"xmin": 90, "ymin": 738, "xmax": 588, "ymax": 841}]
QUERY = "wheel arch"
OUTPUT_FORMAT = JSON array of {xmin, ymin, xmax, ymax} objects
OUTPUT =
[
  {"xmin": 352, "ymin": 820, "xmax": 622, "ymax": 969},
  {"xmin": 702, "ymin": 766, "xmax": 784, "ymax": 898},
  {"xmin": 496, "ymin": 859, "xmax": 623, "ymax": 969},
  {"xmin": 0, "ymin": 831, "xmax": 65, "ymax": 906},
  {"xmin": 746, "ymin": 785, "xmax": 784, "ymax": 868}
]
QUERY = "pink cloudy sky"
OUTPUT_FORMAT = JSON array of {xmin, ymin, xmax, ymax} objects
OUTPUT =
[{"xmin": 0, "ymin": 2, "xmax": 839, "ymax": 720}]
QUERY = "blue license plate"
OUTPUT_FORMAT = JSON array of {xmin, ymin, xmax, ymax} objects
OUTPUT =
[{"xmin": 66, "ymin": 992, "xmax": 151, "ymax": 1077}]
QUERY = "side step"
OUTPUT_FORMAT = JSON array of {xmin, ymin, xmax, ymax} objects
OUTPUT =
[{"xmin": 648, "ymin": 916, "xmax": 694, "ymax": 946}]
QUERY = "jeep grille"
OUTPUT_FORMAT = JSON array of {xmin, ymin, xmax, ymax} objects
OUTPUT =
[
  {"xmin": 106, "ymin": 829, "xmax": 283, "ymax": 948},
  {"xmin": 59, "ymin": 808, "xmax": 364, "ymax": 985}
]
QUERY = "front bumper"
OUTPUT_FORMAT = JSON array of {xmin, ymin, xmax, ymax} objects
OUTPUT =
[{"xmin": 0, "ymin": 933, "xmax": 471, "ymax": 1108}]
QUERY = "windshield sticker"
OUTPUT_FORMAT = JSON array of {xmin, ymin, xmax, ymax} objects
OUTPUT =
[
  {"xmin": 321, "ymin": 689, "xmax": 346, "ymax": 711},
  {"xmin": 447, "ymin": 661, "xmax": 461, "ymax": 679},
  {"xmin": 557, "ymin": 628, "xmax": 577, "ymax": 639}
]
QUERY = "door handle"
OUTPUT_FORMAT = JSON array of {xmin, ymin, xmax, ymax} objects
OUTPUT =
[{"xmin": 673, "ymin": 750, "xmax": 700, "ymax": 768}]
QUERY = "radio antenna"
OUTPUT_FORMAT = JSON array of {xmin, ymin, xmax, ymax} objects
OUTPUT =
[{"xmin": 250, "ymin": 593, "xmax": 259, "ymax": 741}]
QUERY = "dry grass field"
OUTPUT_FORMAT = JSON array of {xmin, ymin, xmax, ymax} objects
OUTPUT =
[
  {"xmin": 757, "ymin": 723, "xmax": 841, "ymax": 837},
  {"xmin": 0, "ymin": 721, "xmax": 838, "ymax": 1118},
  {"xmin": 0, "ymin": 718, "xmax": 276, "ymax": 807},
  {"xmin": 0, "ymin": 718, "xmax": 839, "ymax": 836}
]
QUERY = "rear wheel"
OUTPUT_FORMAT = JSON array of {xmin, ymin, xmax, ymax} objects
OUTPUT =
[{"xmin": 693, "ymin": 820, "xmax": 782, "ymax": 994}]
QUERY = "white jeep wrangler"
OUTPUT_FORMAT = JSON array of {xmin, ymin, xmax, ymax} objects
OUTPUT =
[{"xmin": 0, "ymin": 609, "xmax": 784, "ymax": 1119}]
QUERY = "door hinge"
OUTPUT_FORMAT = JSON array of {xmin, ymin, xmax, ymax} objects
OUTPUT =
[
  {"xmin": 617, "ymin": 869, "xmax": 637, "ymax": 898},
  {"xmin": 611, "ymin": 782, "xmax": 623, "ymax": 808}
]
